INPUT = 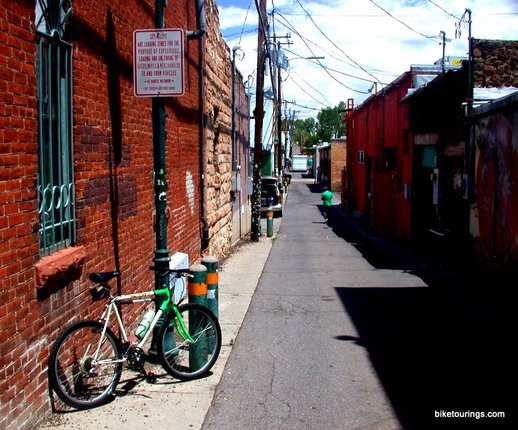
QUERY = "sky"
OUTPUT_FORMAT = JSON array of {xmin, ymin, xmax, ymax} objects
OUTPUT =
[{"xmin": 215, "ymin": 0, "xmax": 518, "ymax": 118}]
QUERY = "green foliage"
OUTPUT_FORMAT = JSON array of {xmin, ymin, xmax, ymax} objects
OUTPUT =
[
  {"xmin": 292, "ymin": 117, "xmax": 318, "ymax": 149},
  {"xmin": 292, "ymin": 102, "xmax": 346, "ymax": 150},
  {"xmin": 317, "ymin": 101, "xmax": 347, "ymax": 141}
]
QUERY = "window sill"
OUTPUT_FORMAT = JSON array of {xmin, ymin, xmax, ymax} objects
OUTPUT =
[{"xmin": 35, "ymin": 246, "xmax": 86, "ymax": 299}]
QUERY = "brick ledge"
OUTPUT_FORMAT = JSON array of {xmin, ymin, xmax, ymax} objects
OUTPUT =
[{"xmin": 35, "ymin": 246, "xmax": 86, "ymax": 296}]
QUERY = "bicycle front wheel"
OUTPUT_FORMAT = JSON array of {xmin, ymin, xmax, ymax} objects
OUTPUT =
[
  {"xmin": 48, "ymin": 320, "xmax": 123, "ymax": 409},
  {"xmin": 158, "ymin": 303, "xmax": 221, "ymax": 381}
]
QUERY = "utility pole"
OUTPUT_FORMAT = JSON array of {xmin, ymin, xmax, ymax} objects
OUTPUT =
[
  {"xmin": 271, "ymin": 32, "xmax": 290, "ymax": 179},
  {"xmin": 251, "ymin": 0, "xmax": 267, "ymax": 241},
  {"xmin": 152, "ymin": 0, "xmax": 170, "ymax": 284},
  {"xmin": 277, "ymin": 44, "xmax": 282, "ymax": 178},
  {"xmin": 440, "ymin": 30, "xmax": 446, "ymax": 72}
]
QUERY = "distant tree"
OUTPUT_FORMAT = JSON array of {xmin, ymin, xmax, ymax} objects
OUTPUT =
[
  {"xmin": 316, "ymin": 101, "xmax": 346, "ymax": 142},
  {"xmin": 293, "ymin": 117, "xmax": 318, "ymax": 150},
  {"xmin": 290, "ymin": 102, "xmax": 347, "ymax": 151}
]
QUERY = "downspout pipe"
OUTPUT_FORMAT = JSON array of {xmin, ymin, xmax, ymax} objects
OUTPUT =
[
  {"xmin": 199, "ymin": 37, "xmax": 210, "ymax": 251},
  {"xmin": 187, "ymin": 0, "xmax": 206, "ymax": 40},
  {"xmin": 186, "ymin": 0, "xmax": 209, "ymax": 249},
  {"xmin": 231, "ymin": 46, "xmax": 238, "ymax": 171}
]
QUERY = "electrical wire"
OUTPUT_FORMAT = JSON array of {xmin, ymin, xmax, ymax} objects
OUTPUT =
[
  {"xmin": 283, "ymin": 47, "xmax": 391, "ymax": 85},
  {"xmin": 289, "ymin": 68, "xmax": 331, "ymax": 104},
  {"xmin": 272, "ymin": 10, "xmax": 370, "ymax": 94},
  {"xmin": 295, "ymin": 0, "xmax": 383, "ymax": 85},
  {"xmin": 274, "ymin": 9, "xmax": 396, "ymax": 84},
  {"xmin": 285, "ymin": 100, "xmax": 321, "ymax": 111},
  {"xmin": 368, "ymin": 0, "xmax": 438, "ymax": 41},
  {"xmin": 425, "ymin": 0, "xmax": 461, "ymax": 20},
  {"xmin": 238, "ymin": 0, "xmax": 253, "ymax": 46}
]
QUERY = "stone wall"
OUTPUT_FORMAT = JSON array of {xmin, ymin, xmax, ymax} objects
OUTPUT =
[
  {"xmin": 204, "ymin": 0, "xmax": 233, "ymax": 257},
  {"xmin": 472, "ymin": 39, "xmax": 518, "ymax": 87}
]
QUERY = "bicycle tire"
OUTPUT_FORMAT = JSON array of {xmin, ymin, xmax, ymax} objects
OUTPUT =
[
  {"xmin": 158, "ymin": 303, "xmax": 221, "ymax": 381},
  {"xmin": 48, "ymin": 320, "xmax": 123, "ymax": 409}
]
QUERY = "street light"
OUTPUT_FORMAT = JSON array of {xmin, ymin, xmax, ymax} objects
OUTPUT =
[{"xmin": 287, "ymin": 55, "xmax": 325, "ymax": 65}]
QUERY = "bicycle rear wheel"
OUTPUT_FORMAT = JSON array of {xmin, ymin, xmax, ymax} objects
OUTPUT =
[
  {"xmin": 158, "ymin": 303, "xmax": 221, "ymax": 381},
  {"xmin": 48, "ymin": 320, "xmax": 123, "ymax": 409}
]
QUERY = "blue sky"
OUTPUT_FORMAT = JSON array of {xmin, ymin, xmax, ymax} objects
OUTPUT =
[
  {"xmin": 216, "ymin": 0, "xmax": 247, "ymax": 6},
  {"xmin": 215, "ymin": 0, "xmax": 518, "ymax": 117}
]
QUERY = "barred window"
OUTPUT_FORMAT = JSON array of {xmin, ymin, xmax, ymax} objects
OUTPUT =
[
  {"xmin": 357, "ymin": 150, "xmax": 365, "ymax": 164},
  {"xmin": 36, "ymin": 0, "xmax": 75, "ymax": 256}
]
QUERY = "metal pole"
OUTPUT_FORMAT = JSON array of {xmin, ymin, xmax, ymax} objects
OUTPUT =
[
  {"xmin": 149, "ymin": 0, "xmax": 170, "ymax": 359},
  {"xmin": 153, "ymin": 0, "xmax": 170, "ymax": 289},
  {"xmin": 251, "ymin": 0, "xmax": 267, "ymax": 242},
  {"xmin": 277, "ymin": 40, "xmax": 283, "ymax": 180}
]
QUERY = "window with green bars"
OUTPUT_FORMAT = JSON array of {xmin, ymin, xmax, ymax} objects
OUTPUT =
[{"xmin": 36, "ymin": 0, "xmax": 76, "ymax": 256}]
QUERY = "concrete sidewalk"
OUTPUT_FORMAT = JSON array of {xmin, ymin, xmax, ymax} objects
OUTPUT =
[{"xmin": 37, "ymin": 217, "xmax": 280, "ymax": 430}]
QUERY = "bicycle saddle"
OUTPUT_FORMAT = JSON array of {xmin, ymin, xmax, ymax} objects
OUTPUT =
[{"xmin": 89, "ymin": 270, "xmax": 121, "ymax": 284}]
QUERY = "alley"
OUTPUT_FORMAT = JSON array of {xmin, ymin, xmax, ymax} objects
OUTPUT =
[{"xmin": 203, "ymin": 174, "xmax": 514, "ymax": 430}]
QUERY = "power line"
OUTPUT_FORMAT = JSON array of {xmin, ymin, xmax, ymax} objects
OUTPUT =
[
  {"xmin": 273, "ymin": 11, "xmax": 370, "ymax": 94},
  {"xmin": 287, "ymin": 68, "xmax": 330, "ymax": 106},
  {"xmin": 294, "ymin": 0, "xmax": 383, "ymax": 85},
  {"xmin": 425, "ymin": 0, "xmax": 461, "ymax": 20},
  {"xmin": 285, "ymin": 100, "xmax": 321, "ymax": 112},
  {"xmin": 238, "ymin": 1, "xmax": 253, "ymax": 46},
  {"xmin": 368, "ymin": 0, "xmax": 438, "ymax": 41},
  {"xmin": 283, "ymin": 47, "xmax": 391, "ymax": 85},
  {"xmin": 274, "ymin": 17, "xmax": 397, "ymax": 79}
]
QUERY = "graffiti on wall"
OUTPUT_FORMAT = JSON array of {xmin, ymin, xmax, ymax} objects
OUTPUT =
[{"xmin": 475, "ymin": 111, "xmax": 518, "ymax": 263}]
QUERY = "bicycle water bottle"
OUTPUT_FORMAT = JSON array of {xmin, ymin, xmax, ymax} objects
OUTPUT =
[{"xmin": 135, "ymin": 309, "xmax": 155, "ymax": 339}]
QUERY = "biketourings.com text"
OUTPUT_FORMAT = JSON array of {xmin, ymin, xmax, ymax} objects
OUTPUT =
[{"xmin": 435, "ymin": 410, "xmax": 506, "ymax": 420}]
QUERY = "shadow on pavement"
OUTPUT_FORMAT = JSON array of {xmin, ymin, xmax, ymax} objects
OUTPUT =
[
  {"xmin": 336, "ymin": 286, "xmax": 513, "ymax": 428},
  {"xmin": 325, "ymin": 206, "xmax": 514, "ymax": 428}
]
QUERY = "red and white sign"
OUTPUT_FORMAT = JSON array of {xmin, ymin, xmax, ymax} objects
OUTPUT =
[{"xmin": 133, "ymin": 29, "xmax": 184, "ymax": 97}]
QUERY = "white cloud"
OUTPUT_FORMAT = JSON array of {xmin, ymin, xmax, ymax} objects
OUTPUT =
[{"xmin": 217, "ymin": 0, "xmax": 518, "ymax": 117}]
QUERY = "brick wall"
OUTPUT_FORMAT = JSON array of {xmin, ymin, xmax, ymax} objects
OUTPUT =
[
  {"xmin": 0, "ymin": 1, "xmax": 236, "ymax": 429},
  {"xmin": 330, "ymin": 138, "xmax": 346, "ymax": 192},
  {"xmin": 0, "ymin": 1, "xmax": 42, "ymax": 428}
]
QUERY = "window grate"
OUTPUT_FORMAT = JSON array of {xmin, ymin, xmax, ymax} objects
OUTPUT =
[{"xmin": 36, "ymin": 1, "xmax": 75, "ymax": 256}]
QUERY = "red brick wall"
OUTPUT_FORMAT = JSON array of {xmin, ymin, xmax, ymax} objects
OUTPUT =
[
  {"xmin": 0, "ymin": 1, "xmax": 42, "ymax": 428},
  {"xmin": 0, "ymin": 1, "xmax": 233, "ymax": 429}
]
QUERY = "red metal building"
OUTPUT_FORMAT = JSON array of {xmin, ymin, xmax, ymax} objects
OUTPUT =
[{"xmin": 345, "ymin": 67, "xmax": 443, "ymax": 240}]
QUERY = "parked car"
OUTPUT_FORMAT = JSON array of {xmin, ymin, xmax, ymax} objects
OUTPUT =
[{"xmin": 261, "ymin": 177, "xmax": 283, "ymax": 217}]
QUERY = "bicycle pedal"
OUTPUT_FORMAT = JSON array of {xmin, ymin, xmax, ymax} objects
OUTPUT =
[{"xmin": 144, "ymin": 371, "xmax": 157, "ymax": 383}]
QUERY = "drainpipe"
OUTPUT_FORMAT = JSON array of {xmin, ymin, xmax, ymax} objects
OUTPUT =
[
  {"xmin": 187, "ymin": 0, "xmax": 206, "ymax": 40},
  {"xmin": 186, "ymin": 0, "xmax": 209, "ymax": 250},
  {"xmin": 232, "ymin": 46, "xmax": 238, "ymax": 171}
]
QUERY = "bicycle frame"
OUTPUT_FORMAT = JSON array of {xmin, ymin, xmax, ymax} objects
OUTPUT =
[
  {"xmin": 48, "ymin": 268, "xmax": 222, "ymax": 410},
  {"xmin": 93, "ymin": 281, "xmax": 194, "ymax": 366}
]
